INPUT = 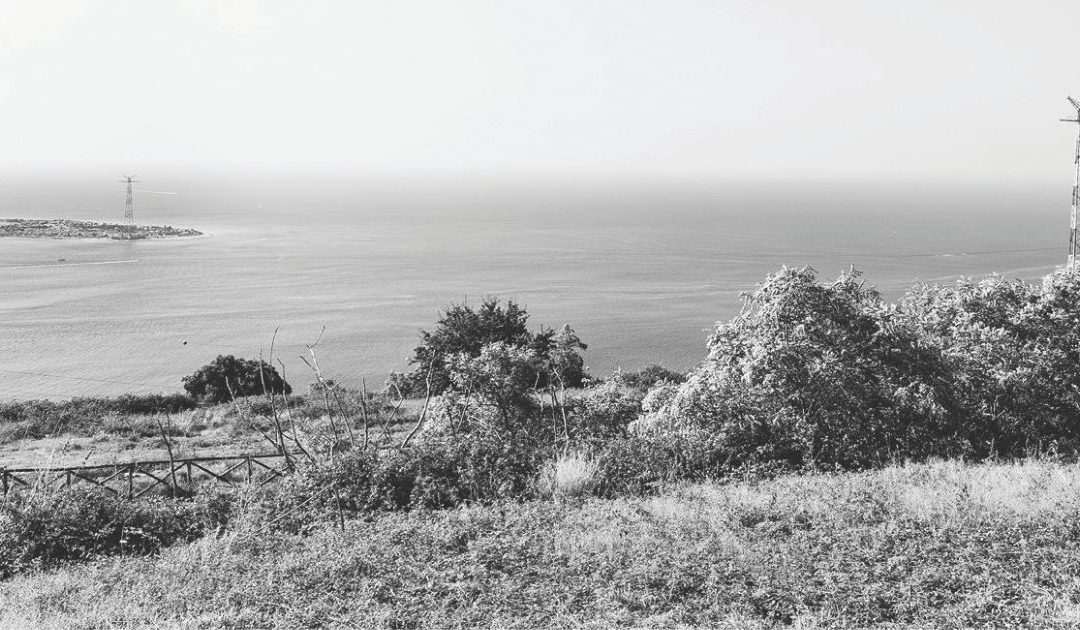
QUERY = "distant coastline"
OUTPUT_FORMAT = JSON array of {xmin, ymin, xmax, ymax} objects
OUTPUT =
[{"xmin": 0, "ymin": 218, "xmax": 202, "ymax": 240}]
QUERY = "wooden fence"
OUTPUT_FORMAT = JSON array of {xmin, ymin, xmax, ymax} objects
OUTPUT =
[{"xmin": 1, "ymin": 452, "xmax": 295, "ymax": 498}]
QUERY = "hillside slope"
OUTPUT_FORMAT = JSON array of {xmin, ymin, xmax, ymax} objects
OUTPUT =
[{"xmin": 3, "ymin": 459, "xmax": 1079, "ymax": 629}]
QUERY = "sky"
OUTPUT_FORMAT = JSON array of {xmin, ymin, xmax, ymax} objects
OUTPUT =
[{"xmin": 2, "ymin": 0, "xmax": 1080, "ymax": 183}]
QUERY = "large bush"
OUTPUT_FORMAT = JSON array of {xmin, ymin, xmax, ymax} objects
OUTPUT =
[
  {"xmin": 182, "ymin": 355, "xmax": 291, "ymax": 403},
  {"xmin": 899, "ymin": 269, "xmax": 1080, "ymax": 455},
  {"xmin": 644, "ymin": 267, "xmax": 964, "ymax": 468},
  {"xmin": 638, "ymin": 265, "xmax": 1080, "ymax": 470},
  {"xmin": 395, "ymin": 298, "xmax": 588, "ymax": 395}
]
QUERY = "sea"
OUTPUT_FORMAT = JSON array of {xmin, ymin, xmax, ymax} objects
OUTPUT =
[{"xmin": 0, "ymin": 172, "xmax": 1066, "ymax": 400}]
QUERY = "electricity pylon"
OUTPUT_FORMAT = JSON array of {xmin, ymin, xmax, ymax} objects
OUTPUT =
[
  {"xmin": 1061, "ymin": 98, "xmax": 1080, "ymax": 266},
  {"xmin": 120, "ymin": 175, "xmax": 138, "ymax": 224}
]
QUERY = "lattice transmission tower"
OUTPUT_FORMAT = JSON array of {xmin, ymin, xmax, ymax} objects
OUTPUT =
[
  {"xmin": 1062, "ymin": 98, "xmax": 1080, "ymax": 266},
  {"xmin": 120, "ymin": 175, "xmax": 138, "ymax": 224}
]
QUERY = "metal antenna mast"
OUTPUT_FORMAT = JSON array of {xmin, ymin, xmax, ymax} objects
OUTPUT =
[
  {"xmin": 1061, "ymin": 98, "xmax": 1080, "ymax": 266},
  {"xmin": 120, "ymin": 175, "xmax": 138, "ymax": 224}
]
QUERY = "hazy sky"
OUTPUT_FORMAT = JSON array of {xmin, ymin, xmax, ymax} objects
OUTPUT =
[{"xmin": 2, "ymin": 0, "xmax": 1080, "ymax": 182}]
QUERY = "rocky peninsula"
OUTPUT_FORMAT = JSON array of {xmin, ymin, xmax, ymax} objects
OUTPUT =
[{"xmin": 0, "ymin": 218, "xmax": 202, "ymax": 240}]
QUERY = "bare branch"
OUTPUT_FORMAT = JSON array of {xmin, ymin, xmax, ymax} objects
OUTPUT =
[
  {"xmin": 378, "ymin": 382, "xmax": 407, "ymax": 446},
  {"xmin": 401, "ymin": 358, "xmax": 437, "ymax": 449},
  {"xmin": 359, "ymin": 378, "xmax": 371, "ymax": 451},
  {"xmin": 259, "ymin": 345, "xmax": 291, "ymax": 468},
  {"xmin": 276, "ymin": 358, "xmax": 314, "ymax": 464}
]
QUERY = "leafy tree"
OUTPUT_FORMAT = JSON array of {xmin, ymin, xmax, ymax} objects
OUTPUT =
[
  {"xmin": 182, "ymin": 355, "xmax": 291, "ymax": 403},
  {"xmin": 399, "ymin": 297, "xmax": 587, "ymax": 395}
]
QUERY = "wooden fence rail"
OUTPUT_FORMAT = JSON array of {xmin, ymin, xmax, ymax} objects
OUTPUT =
[{"xmin": 1, "ymin": 452, "xmax": 298, "ymax": 498}]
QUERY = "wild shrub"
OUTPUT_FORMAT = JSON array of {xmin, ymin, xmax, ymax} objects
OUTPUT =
[
  {"xmin": 621, "ymin": 364, "xmax": 686, "ymax": 390},
  {"xmin": 263, "ymin": 428, "xmax": 549, "ymax": 525},
  {"xmin": 630, "ymin": 265, "xmax": 1080, "ymax": 472},
  {"xmin": 107, "ymin": 393, "xmax": 198, "ymax": 415},
  {"xmin": 445, "ymin": 342, "xmax": 546, "ymax": 430},
  {"xmin": 410, "ymin": 429, "xmax": 546, "ymax": 506},
  {"xmin": 560, "ymin": 374, "xmax": 644, "ymax": 445},
  {"xmin": 397, "ymin": 297, "xmax": 588, "ymax": 396},
  {"xmin": 0, "ymin": 487, "xmax": 210, "ymax": 578},
  {"xmin": 597, "ymin": 428, "xmax": 736, "ymax": 495},
  {"xmin": 375, "ymin": 430, "xmax": 543, "ymax": 508},
  {"xmin": 182, "ymin": 355, "xmax": 291, "ymax": 403},
  {"xmin": 646, "ymin": 267, "xmax": 965, "ymax": 468},
  {"xmin": 900, "ymin": 269, "xmax": 1080, "ymax": 456}
]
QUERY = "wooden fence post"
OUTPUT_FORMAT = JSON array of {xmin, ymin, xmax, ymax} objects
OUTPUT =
[{"xmin": 127, "ymin": 463, "xmax": 135, "ymax": 499}]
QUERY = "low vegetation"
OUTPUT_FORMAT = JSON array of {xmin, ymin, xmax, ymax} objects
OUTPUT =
[
  {"xmin": 4, "ymin": 460, "xmax": 1080, "ymax": 628},
  {"xmin": 0, "ymin": 394, "xmax": 196, "ymax": 443},
  {"xmin": 6, "ymin": 267, "xmax": 1080, "ymax": 627}
]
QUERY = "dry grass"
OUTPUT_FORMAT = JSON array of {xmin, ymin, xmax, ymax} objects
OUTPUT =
[
  {"xmin": 536, "ymin": 451, "xmax": 602, "ymax": 498},
  {"xmin": 0, "ymin": 397, "xmax": 418, "ymax": 468},
  {"xmin": 3, "ymin": 458, "xmax": 1080, "ymax": 629}
]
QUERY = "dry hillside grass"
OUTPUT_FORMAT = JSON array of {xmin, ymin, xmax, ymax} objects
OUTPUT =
[{"xmin": 3, "ymin": 459, "xmax": 1079, "ymax": 629}]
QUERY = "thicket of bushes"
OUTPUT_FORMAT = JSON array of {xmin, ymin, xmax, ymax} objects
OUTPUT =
[{"xmin": 642, "ymin": 266, "xmax": 1080, "ymax": 468}]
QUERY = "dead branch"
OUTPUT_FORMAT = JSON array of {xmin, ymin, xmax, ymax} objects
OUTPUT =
[
  {"xmin": 300, "ymin": 335, "xmax": 354, "ymax": 451},
  {"xmin": 401, "ymin": 358, "xmax": 436, "ymax": 449},
  {"xmin": 275, "ymin": 358, "xmax": 315, "ymax": 464},
  {"xmin": 359, "ymin": 378, "xmax": 371, "ymax": 450},
  {"xmin": 259, "ymin": 343, "xmax": 291, "ymax": 469},
  {"xmin": 378, "ymin": 382, "xmax": 407, "ymax": 446}
]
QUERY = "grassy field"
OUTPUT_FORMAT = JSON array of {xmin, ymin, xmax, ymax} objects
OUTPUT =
[
  {"xmin": 3, "ymin": 459, "xmax": 1079, "ymax": 629},
  {"xmin": 0, "ymin": 408, "xmax": 267, "ymax": 469},
  {"xmin": 0, "ymin": 397, "xmax": 421, "ymax": 469}
]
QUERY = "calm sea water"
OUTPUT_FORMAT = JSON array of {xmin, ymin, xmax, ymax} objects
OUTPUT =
[{"xmin": 0, "ymin": 172, "xmax": 1065, "ymax": 400}]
